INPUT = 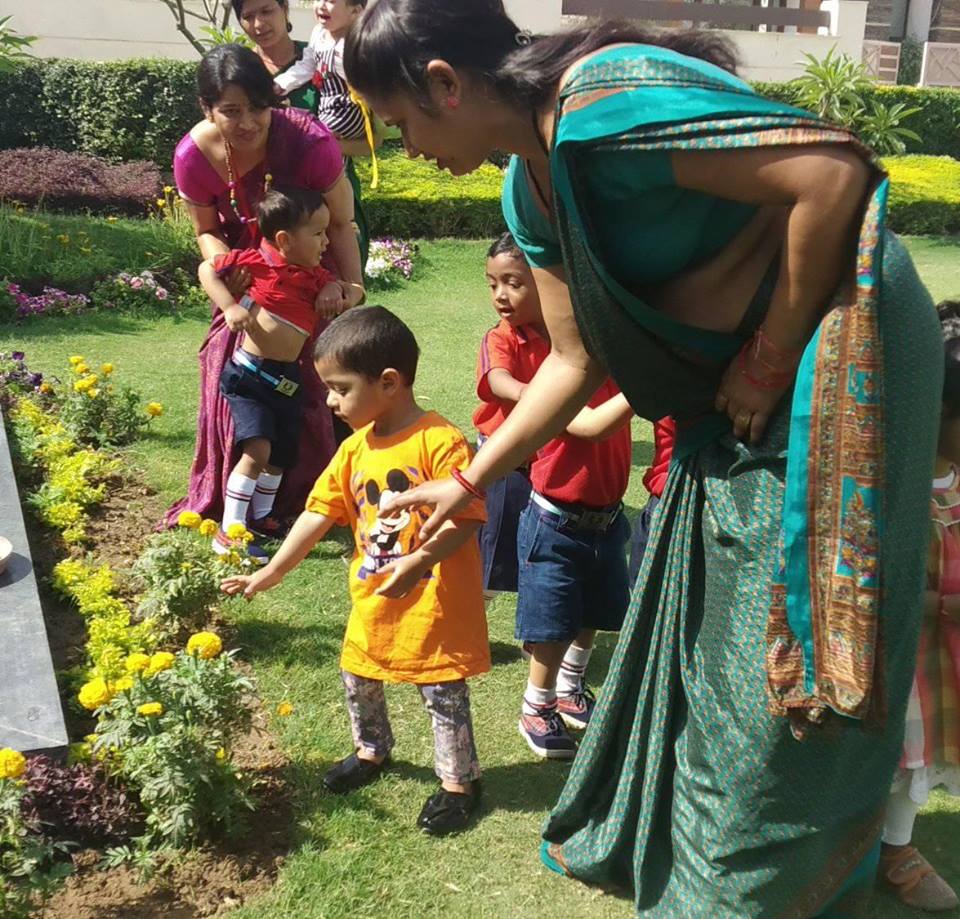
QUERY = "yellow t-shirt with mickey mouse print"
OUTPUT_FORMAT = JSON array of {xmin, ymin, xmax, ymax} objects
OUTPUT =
[{"xmin": 306, "ymin": 411, "xmax": 490, "ymax": 683}]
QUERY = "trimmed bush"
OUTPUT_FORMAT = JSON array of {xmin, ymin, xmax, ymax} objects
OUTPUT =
[
  {"xmin": 883, "ymin": 155, "xmax": 960, "ymax": 235},
  {"xmin": 754, "ymin": 81, "xmax": 960, "ymax": 160},
  {"xmin": 0, "ymin": 148, "xmax": 160, "ymax": 215},
  {"xmin": 355, "ymin": 145, "xmax": 504, "ymax": 238}
]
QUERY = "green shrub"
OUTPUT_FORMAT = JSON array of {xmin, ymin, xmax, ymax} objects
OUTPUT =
[
  {"xmin": 355, "ymin": 145, "xmax": 504, "ymax": 238},
  {"xmin": 754, "ymin": 81, "xmax": 960, "ymax": 159},
  {"xmin": 883, "ymin": 155, "xmax": 960, "ymax": 235}
]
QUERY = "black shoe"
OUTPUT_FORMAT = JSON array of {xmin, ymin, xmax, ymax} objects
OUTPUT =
[
  {"xmin": 416, "ymin": 781, "xmax": 482, "ymax": 836},
  {"xmin": 323, "ymin": 753, "xmax": 388, "ymax": 794}
]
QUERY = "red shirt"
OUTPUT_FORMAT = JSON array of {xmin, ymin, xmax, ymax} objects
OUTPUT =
[
  {"xmin": 642, "ymin": 417, "xmax": 676, "ymax": 498},
  {"xmin": 214, "ymin": 241, "xmax": 334, "ymax": 335},
  {"xmin": 472, "ymin": 321, "xmax": 550, "ymax": 437},
  {"xmin": 532, "ymin": 378, "xmax": 632, "ymax": 509}
]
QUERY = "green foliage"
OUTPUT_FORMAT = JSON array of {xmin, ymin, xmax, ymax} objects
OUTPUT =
[
  {"xmin": 133, "ymin": 528, "xmax": 249, "ymax": 637},
  {"xmin": 0, "ymin": 15, "xmax": 35, "ymax": 74},
  {"xmin": 0, "ymin": 205, "xmax": 197, "ymax": 293},
  {"xmin": 199, "ymin": 25, "xmax": 254, "ymax": 49},
  {"xmin": 0, "ymin": 778, "xmax": 71, "ymax": 919},
  {"xmin": 898, "ymin": 37, "xmax": 923, "ymax": 86},
  {"xmin": 787, "ymin": 49, "xmax": 921, "ymax": 155},
  {"xmin": 355, "ymin": 145, "xmax": 504, "ymax": 239},
  {"xmin": 93, "ymin": 650, "xmax": 255, "ymax": 849},
  {"xmin": 755, "ymin": 81, "xmax": 960, "ymax": 160},
  {"xmin": 884, "ymin": 154, "xmax": 960, "ymax": 235}
]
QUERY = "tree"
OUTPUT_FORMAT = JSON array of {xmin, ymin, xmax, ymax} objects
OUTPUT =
[
  {"xmin": 156, "ymin": 0, "xmax": 235, "ymax": 56},
  {"xmin": 0, "ymin": 15, "xmax": 36, "ymax": 73}
]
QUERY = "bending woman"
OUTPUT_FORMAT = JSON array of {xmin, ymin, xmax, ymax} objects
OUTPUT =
[
  {"xmin": 164, "ymin": 45, "xmax": 363, "ymax": 530},
  {"xmin": 345, "ymin": 1, "xmax": 941, "ymax": 914}
]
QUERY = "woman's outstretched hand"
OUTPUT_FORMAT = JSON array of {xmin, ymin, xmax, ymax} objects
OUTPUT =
[{"xmin": 379, "ymin": 477, "xmax": 473, "ymax": 542}]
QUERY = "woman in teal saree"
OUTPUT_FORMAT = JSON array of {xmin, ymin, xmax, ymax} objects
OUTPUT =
[{"xmin": 344, "ymin": 2, "xmax": 942, "ymax": 914}]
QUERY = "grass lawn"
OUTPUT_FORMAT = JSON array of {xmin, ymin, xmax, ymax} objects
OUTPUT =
[{"xmin": 3, "ymin": 237, "xmax": 959, "ymax": 919}]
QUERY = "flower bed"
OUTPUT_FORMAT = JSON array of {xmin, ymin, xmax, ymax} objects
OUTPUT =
[{"xmin": 0, "ymin": 357, "xmax": 295, "ymax": 914}]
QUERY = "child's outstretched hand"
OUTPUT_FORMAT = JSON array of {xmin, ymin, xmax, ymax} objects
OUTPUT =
[
  {"xmin": 374, "ymin": 554, "xmax": 426, "ymax": 599},
  {"xmin": 315, "ymin": 281, "xmax": 347, "ymax": 319},
  {"xmin": 221, "ymin": 567, "xmax": 283, "ymax": 600}
]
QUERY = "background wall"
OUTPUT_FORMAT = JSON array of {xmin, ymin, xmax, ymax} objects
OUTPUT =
[{"xmin": 0, "ymin": 0, "xmax": 864, "ymax": 80}]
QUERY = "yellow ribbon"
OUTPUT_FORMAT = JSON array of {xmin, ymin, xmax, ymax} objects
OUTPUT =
[{"xmin": 349, "ymin": 87, "xmax": 379, "ymax": 190}]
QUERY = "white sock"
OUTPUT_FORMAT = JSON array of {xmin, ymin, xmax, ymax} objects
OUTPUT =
[
  {"xmin": 251, "ymin": 471, "xmax": 282, "ymax": 520},
  {"xmin": 557, "ymin": 644, "xmax": 592, "ymax": 696},
  {"xmin": 222, "ymin": 471, "xmax": 257, "ymax": 530},
  {"xmin": 882, "ymin": 782, "xmax": 921, "ymax": 846},
  {"xmin": 522, "ymin": 680, "xmax": 557, "ymax": 716}
]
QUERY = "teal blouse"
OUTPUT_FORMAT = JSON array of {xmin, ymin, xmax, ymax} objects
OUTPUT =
[{"xmin": 502, "ymin": 148, "xmax": 755, "ymax": 287}]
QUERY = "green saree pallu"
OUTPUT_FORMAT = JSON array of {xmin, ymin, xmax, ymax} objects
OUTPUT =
[{"xmin": 536, "ymin": 47, "xmax": 942, "ymax": 916}]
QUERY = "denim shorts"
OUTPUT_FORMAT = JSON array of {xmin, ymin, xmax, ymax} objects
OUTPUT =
[
  {"xmin": 628, "ymin": 493, "xmax": 661, "ymax": 587},
  {"xmin": 219, "ymin": 356, "xmax": 303, "ymax": 469},
  {"xmin": 479, "ymin": 467, "xmax": 532, "ymax": 593},
  {"xmin": 515, "ymin": 496, "xmax": 631, "ymax": 643}
]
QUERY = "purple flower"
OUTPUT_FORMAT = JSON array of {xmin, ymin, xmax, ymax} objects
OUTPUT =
[
  {"xmin": 11, "ymin": 351, "xmax": 25, "ymax": 361},
  {"xmin": 130, "ymin": 278, "xmax": 144, "ymax": 290},
  {"xmin": 155, "ymin": 288, "xmax": 168, "ymax": 301}
]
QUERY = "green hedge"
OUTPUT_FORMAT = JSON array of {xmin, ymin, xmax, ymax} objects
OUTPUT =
[
  {"xmin": 1, "ymin": 59, "xmax": 958, "ymax": 168},
  {"xmin": 753, "ymin": 82, "xmax": 960, "ymax": 160},
  {"xmin": 355, "ymin": 147, "xmax": 504, "ymax": 239},
  {"xmin": 884, "ymin": 155, "xmax": 960, "ymax": 235},
  {"xmin": 0, "ymin": 59, "xmax": 198, "ymax": 166}
]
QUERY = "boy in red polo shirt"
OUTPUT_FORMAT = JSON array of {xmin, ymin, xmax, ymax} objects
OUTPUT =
[
  {"xmin": 198, "ymin": 186, "xmax": 342, "ymax": 559},
  {"xmin": 472, "ymin": 234, "xmax": 634, "ymax": 760}
]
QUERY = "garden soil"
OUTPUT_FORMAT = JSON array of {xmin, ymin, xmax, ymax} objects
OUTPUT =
[{"xmin": 24, "ymin": 472, "xmax": 295, "ymax": 916}]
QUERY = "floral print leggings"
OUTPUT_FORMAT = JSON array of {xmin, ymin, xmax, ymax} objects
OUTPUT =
[{"xmin": 340, "ymin": 670, "xmax": 481, "ymax": 784}]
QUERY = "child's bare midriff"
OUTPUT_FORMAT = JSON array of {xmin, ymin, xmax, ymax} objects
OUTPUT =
[
  {"xmin": 240, "ymin": 306, "xmax": 311, "ymax": 362},
  {"xmin": 645, "ymin": 206, "xmax": 789, "ymax": 334}
]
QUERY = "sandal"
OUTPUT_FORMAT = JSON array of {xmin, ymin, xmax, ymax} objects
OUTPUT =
[
  {"xmin": 540, "ymin": 840, "xmax": 573, "ymax": 877},
  {"xmin": 880, "ymin": 845, "xmax": 959, "ymax": 911},
  {"xmin": 322, "ymin": 753, "xmax": 389, "ymax": 795},
  {"xmin": 416, "ymin": 781, "xmax": 481, "ymax": 836}
]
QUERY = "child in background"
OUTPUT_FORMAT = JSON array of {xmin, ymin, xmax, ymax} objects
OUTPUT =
[
  {"xmin": 879, "ymin": 300, "xmax": 960, "ymax": 911},
  {"xmin": 274, "ymin": 0, "xmax": 367, "ymax": 142},
  {"xmin": 627, "ymin": 416, "xmax": 675, "ymax": 585},
  {"xmin": 199, "ymin": 186, "xmax": 343, "ymax": 557},
  {"xmin": 474, "ymin": 232, "xmax": 634, "ymax": 607},
  {"xmin": 222, "ymin": 306, "xmax": 490, "ymax": 835},
  {"xmin": 472, "ymin": 233, "xmax": 633, "ymax": 760}
]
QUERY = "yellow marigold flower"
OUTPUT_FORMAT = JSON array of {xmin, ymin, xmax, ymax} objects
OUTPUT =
[
  {"xmin": 125, "ymin": 652, "xmax": 151, "ymax": 673},
  {"xmin": 137, "ymin": 702, "xmax": 164, "ymax": 717},
  {"xmin": 146, "ymin": 402, "xmax": 164, "ymax": 417},
  {"xmin": 146, "ymin": 651, "xmax": 175, "ymax": 675},
  {"xmin": 215, "ymin": 747, "xmax": 227, "ymax": 762},
  {"xmin": 101, "ymin": 363, "xmax": 114, "ymax": 375},
  {"xmin": 180, "ymin": 562, "xmax": 192, "ymax": 571},
  {"xmin": 177, "ymin": 510, "xmax": 202, "ymax": 529},
  {"xmin": 57, "ymin": 233, "xmax": 70, "ymax": 245},
  {"xmin": 163, "ymin": 185, "xmax": 174, "ymax": 194},
  {"xmin": 186, "ymin": 631, "xmax": 223, "ymax": 660},
  {"xmin": 0, "ymin": 748, "xmax": 27, "ymax": 780},
  {"xmin": 276, "ymin": 701, "xmax": 294, "ymax": 717},
  {"xmin": 69, "ymin": 355, "xmax": 84, "ymax": 366},
  {"xmin": 199, "ymin": 519, "xmax": 219, "ymax": 537},
  {"xmin": 156, "ymin": 198, "xmax": 166, "ymax": 208},
  {"xmin": 225, "ymin": 522, "xmax": 252, "ymax": 543},
  {"xmin": 39, "ymin": 382, "xmax": 53, "ymax": 395},
  {"xmin": 86, "ymin": 388, "xmax": 100, "ymax": 399},
  {"xmin": 74, "ymin": 363, "xmax": 90, "ymax": 376},
  {"xmin": 84, "ymin": 733, "xmax": 98, "ymax": 744},
  {"xmin": 106, "ymin": 216, "xmax": 118, "ymax": 223},
  {"xmin": 78, "ymin": 678, "xmax": 113, "ymax": 711},
  {"xmin": 112, "ymin": 676, "xmax": 134, "ymax": 693},
  {"xmin": 73, "ymin": 380, "xmax": 86, "ymax": 393}
]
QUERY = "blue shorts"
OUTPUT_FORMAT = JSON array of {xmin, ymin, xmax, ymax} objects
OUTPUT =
[
  {"xmin": 515, "ymin": 496, "xmax": 631, "ymax": 643},
  {"xmin": 219, "ymin": 355, "xmax": 303, "ymax": 469},
  {"xmin": 479, "ymin": 467, "xmax": 532, "ymax": 592}
]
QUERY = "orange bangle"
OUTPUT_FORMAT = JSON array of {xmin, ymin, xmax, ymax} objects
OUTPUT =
[{"xmin": 452, "ymin": 468, "xmax": 485, "ymax": 500}]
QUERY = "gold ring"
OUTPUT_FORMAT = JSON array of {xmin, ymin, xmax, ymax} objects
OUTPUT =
[{"xmin": 736, "ymin": 411, "xmax": 753, "ymax": 426}]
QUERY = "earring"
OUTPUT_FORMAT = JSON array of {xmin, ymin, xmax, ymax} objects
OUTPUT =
[
  {"xmin": 286, "ymin": 20, "xmax": 293, "ymax": 32},
  {"xmin": 446, "ymin": 97, "xmax": 459, "ymax": 109}
]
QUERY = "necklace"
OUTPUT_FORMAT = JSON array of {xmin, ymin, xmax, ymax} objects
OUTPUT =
[{"xmin": 224, "ymin": 141, "xmax": 272, "ymax": 226}]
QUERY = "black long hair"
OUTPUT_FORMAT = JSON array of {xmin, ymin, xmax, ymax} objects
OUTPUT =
[
  {"xmin": 230, "ymin": 0, "xmax": 291, "ymax": 25},
  {"xmin": 343, "ymin": 0, "xmax": 737, "ymax": 111},
  {"xmin": 197, "ymin": 44, "xmax": 277, "ymax": 111},
  {"xmin": 939, "ymin": 300, "xmax": 960, "ymax": 417}
]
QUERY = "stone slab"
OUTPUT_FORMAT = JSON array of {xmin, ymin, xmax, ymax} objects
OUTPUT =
[{"xmin": 0, "ymin": 407, "xmax": 69, "ymax": 755}]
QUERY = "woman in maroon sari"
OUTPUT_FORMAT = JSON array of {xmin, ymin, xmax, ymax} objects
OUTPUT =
[{"xmin": 164, "ymin": 45, "xmax": 364, "ymax": 530}]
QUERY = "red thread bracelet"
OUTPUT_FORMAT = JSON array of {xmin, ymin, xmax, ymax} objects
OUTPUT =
[{"xmin": 452, "ymin": 468, "xmax": 486, "ymax": 500}]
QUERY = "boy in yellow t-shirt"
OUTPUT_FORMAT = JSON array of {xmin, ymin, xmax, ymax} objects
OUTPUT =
[{"xmin": 221, "ymin": 306, "xmax": 489, "ymax": 836}]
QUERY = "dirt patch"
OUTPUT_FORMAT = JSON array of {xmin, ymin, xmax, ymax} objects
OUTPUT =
[{"xmin": 25, "ymin": 470, "xmax": 296, "ymax": 916}]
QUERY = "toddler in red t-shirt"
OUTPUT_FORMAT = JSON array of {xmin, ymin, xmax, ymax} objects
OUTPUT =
[
  {"xmin": 198, "ymin": 186, "xmax": 343, "ymax": 560},
  {"xmin": 472, "ymin": 233, "xmax": 635, "ymax": 760}
]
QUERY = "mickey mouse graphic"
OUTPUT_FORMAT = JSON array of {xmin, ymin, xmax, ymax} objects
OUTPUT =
[{"xmin": 358, "ymin": 468, "xmax": 414, "ymax": 578}]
